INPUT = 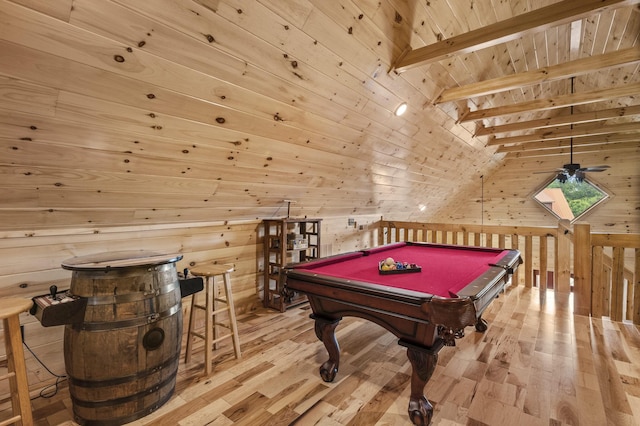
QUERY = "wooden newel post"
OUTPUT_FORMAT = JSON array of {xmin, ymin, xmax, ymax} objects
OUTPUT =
[
  {"xmin": 573, "ymin": 222, "xmax": 592, "ymax": 316},
  {"xmin": 634, "ymin": 248, "xmax": 640, "ymax": 325},
  {"xmin": 556, "ymin": 220, "xmax": 572, "ymax": 293}
]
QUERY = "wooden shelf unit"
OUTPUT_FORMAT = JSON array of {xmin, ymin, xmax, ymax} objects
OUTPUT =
[{"xmin": 262, "ymin": 218, "xmax": 322, "ymax": 312}]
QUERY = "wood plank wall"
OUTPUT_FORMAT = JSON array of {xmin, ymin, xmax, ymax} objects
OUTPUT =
[
  {"xmin": 0, "ymin": 0, "xmax": 500, "ymax": 231},
  {"xmin": 1, "ymin": 214, "xmax": 381, "ymax": 316},
  {"xmin": 430, "ymin": 150, "xmax": 640, "ymax": 234}
]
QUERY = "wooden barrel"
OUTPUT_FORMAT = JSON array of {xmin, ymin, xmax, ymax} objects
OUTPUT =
[{"xmin": 61, "ymin": 251, "xmax": 183, "ymax": 426}]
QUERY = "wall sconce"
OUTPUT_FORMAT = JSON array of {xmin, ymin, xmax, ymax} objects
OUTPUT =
[{"xmin": 394, "ymin": 102, "xmax": 407, "ymax": 116}]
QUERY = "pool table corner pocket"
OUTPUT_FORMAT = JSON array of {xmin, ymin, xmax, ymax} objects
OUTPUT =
[{"xmin": 421, "ymin": 297, "xmax": 477, "ymax": 346}]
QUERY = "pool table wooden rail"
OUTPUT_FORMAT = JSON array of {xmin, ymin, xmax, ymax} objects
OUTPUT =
[{"xmin": 285, "ymin": 270, "xmax": 478, "ymax": 346}]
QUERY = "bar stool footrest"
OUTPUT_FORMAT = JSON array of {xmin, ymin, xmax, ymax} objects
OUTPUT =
[{"xmin": 0, "ymin": 415, "xmax": 22, "ymax": 426}]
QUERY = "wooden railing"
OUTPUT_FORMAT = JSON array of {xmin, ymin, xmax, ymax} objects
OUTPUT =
[
  {"xmin": 574, "ymin": 223, "xmax": 640, "ymax": 323},
  {"xmin": 375, "ymin": 220, "xmax": 640, "ymax": 325}
]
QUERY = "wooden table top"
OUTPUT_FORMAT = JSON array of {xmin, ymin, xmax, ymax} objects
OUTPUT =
[{"xmin": 61, "ymin": 250, "xmax": 183, "ymax": 270}]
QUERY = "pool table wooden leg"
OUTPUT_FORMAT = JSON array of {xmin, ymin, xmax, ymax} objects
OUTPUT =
[
  {"xmin": 401, "ymin": 340, "xmax": 444, "ymax": 426},
  {"xmin": 311, "ymin": 315, "xmax": 341, "ymax": 382}
]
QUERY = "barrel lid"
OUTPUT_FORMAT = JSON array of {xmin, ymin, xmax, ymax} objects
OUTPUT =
[{"xmin": 61, "ymin": 250, "xmax": 183, "ymax": 271}]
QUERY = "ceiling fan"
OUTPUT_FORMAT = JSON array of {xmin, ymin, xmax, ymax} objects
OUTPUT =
[
  {"xmin": 534, "ymin": 77, "xmax": 610, "ymax": 183},
  {"xmin": 535, "ymin": 145, "xmax": 610, "ymax": 183}
]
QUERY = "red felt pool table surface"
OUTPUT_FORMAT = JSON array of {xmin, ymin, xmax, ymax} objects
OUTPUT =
[{"xmin": 290, "ymin": 242, "xmax": 513, "ymax": 298}]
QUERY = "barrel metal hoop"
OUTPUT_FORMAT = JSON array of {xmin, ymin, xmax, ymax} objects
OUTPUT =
[
  {"xmin": 68, "ymin": 351, "xmax": 179, "ymax": 388},
  {"xmin": 74, "ymin": 387, "xmax": 174, "ymax": 426},
  {"xmin": 78, "ymin": 281, "xmax": 180, "ymax": 305},
  {"xmin": 78, "ymin": 303, "xmax": 180, "ymax": 331},
  {"xmin": 70, "ymin": 369, "xmax": 176, "ymax": 408}
]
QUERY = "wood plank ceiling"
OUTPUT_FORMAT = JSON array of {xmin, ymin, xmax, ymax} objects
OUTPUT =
[
  {"xmin": 0, "ymin": 0, "xmax": 638, "ymax": 230},
  {"xmin": 393, "ymin": 0, "xmax": 640, "ymax": 160}
]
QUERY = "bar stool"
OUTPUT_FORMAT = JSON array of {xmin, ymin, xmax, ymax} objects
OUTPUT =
[
  {"xmin": 185, "ymin": 264, "xmax": 241, "ymax": 375},
  {"xmin": 0, "ymin": 298, "xmax": 34, "ymax": 426}
]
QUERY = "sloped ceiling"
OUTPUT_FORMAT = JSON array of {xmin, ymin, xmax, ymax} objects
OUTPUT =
[{"xmin": 0, "ymin": 0, "xmax": 638, "ymax": 230}]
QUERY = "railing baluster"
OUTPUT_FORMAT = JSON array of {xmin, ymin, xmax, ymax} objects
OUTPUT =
[
  {"xmin": 634, "ymin": 248, "xmax": 640, "ymax": 324},
  {"xmin": 524, "ymin": 236, "xmax": 533, "ymax": 288},
  {"xmin": 591, "ymin": 246, "xmax": 605, "ymax": 318},
  {"xmin": 611, "ymin": 246, "xmax": 625, "ymax": 321},
  {"xmin": 540, "ymin": 236, "xmax": 548, "ymax": 293}
]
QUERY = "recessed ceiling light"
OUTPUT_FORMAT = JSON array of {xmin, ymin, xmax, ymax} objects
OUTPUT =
[{"xmin": 395, "ymin": 102, "xmax": 407, "ymax": 116}]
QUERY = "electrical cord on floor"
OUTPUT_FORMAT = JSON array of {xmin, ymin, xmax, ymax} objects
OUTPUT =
[{"xmin": 22, "ymin": 339, "xmax": 68, "ymax": 400}]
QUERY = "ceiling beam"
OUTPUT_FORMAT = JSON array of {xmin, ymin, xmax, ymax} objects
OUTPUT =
[
  {"xmin": 476, "ymin": 105, "xmax": 640, "ymax": 136},
  {"xmin": 498, "ymin": 133, "xmax": 640, "ymax": 153},
  {"xmin": 391, "ymin": 0, "xmax": 639, "ymax": 73},
  {"xmin": 488, "ymin": 122, "xmax": 640, "ymax": 145},
  {"xmin": 460, "ymin": 82, "xmax": 640, "ymax": 122},
  {"xmin": 435, "ymin": 48, "xmax": 640, "ymax": 104},
  {"xmin": 503, "ymin": 140, "xmax": 640, "ymax": 158}
]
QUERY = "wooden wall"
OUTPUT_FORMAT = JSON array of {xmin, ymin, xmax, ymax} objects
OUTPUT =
[
  {"xmin": 431, "ymin": 148, "xmax": 640, "ymax": 233},
  {"xmin": 0, "ymin": 215, "xmax": 380, "ymax": 310},
  {"xmin": 0, "ymin": 0, "xmax": 500, "ymax": 231}
]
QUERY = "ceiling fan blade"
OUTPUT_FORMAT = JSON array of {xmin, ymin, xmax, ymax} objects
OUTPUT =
[
  {"xmin": 579, "ymin": 165, "xmax": 610, "ymax": 169},
  {"xmin": 579, "ymin": 166, "xmax": 610, "ymax": 172},
  {"xmin": 533, "ymin": 169, "xmax": 565, "ymax": 174}
]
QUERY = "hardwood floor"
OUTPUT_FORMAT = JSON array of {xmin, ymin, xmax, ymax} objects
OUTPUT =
[{"xmin": 9, "ymin": 285, "xmax": 640, "ymax": 425}]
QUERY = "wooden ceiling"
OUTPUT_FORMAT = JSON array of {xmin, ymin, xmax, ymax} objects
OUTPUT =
[
  {"xmin": 392, "ymin": 0, "xmax": 640, "ymax": 160},
  {"xmin": 0, "ymin": 0, "xmax": 638, "ymax": 230}
]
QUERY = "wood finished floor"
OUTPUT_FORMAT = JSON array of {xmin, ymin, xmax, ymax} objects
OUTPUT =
[{"xmin": 9, "ymin": 285, "xmax": 640, "ymax": 425}]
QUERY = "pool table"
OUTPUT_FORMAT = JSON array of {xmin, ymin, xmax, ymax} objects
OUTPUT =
[{"xmin": 284, "ymin": 241, "xmax": 521, "ymax": 425}]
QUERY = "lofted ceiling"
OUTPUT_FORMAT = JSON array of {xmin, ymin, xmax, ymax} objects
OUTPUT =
[
  {"xmin": 392, "ymin": 0, "xmax": 640, "ymax": 162},
  {"xmin": 0, "ymin": 0, "xmax": 638, "ymax": 230}
]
